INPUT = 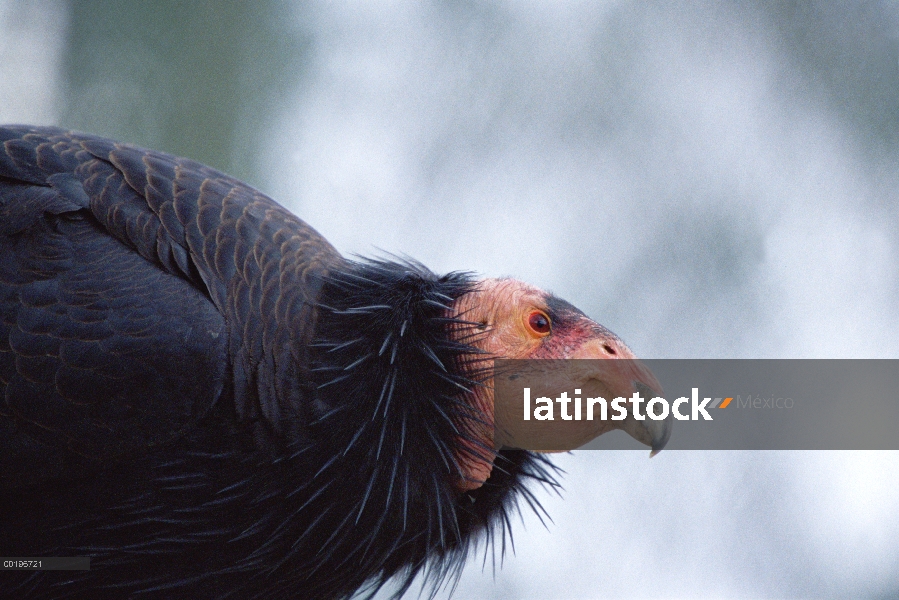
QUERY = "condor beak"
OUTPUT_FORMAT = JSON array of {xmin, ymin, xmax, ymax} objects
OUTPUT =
[
  {"xmin": 573, "ymin": 338, "xmax": 672, "ymax": 457},
  {"xmin": 490, "ymin": 329, "xmax": 673, "ymax": 456},
  {"xmin": 630, "ymin": 381, "xmax": 673, "ymax": 457}
]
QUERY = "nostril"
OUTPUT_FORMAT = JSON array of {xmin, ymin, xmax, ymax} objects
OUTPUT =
[{"xmin": 603, "ymin": 344, "xmax": 616, "ymax": 355}]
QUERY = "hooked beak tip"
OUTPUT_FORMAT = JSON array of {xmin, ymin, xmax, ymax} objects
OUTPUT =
[
  {"xmin": 649, "ymin": 432, "xmax": 670, "ymax": 458},
  {"xmin": 633, "ymin": 380, "xmax": 672, "ymax": 457}
]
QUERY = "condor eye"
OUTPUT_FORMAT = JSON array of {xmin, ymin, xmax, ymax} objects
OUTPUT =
[{"xmin": 527, "ymin": 311, "xmax": 551, "ymax": 335}]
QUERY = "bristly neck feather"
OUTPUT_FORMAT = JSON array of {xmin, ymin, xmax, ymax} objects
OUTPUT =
[{"xmin": 306, "ymin": 258, "xmax": 559, "ymax": 598}]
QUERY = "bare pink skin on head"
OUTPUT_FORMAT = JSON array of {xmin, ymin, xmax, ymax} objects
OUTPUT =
[{"xmin": 449, "ymin": 278, "xmax": 664, "ymax": 492}]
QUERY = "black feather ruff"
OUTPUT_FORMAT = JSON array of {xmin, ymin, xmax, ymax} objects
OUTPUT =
[
  {"xmin": 305, "ymin": 259, "xmax": 560, "ymax": 599},
  {"xmin": 0, "ymin": 259, "xmax": 560, "ymax": 600}
]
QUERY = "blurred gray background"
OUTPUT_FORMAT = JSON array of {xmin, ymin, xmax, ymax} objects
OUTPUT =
[{"xmin": 2, "ymin": 1, "xmax": 898, "ymax": 597}]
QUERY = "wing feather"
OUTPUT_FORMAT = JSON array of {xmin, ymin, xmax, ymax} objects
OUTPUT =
[{"xmin": 0, "ymin": 125, "xmax": 342, "ymax": 489}]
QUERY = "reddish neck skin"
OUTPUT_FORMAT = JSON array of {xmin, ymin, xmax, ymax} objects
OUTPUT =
[{"xmin": 449, "ymin": 279, "xmax": 638, "ymax": 492}]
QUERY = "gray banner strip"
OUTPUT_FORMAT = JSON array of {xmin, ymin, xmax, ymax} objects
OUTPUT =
[
  {"xmin": 0, "ymin": 557, "xmax": 90, "ymax": 570},
  {"xmin": 493, "ymin": 359, "xmax": 899, "ymax": 450}
]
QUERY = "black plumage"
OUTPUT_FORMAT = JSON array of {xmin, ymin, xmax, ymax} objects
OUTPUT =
[{"xmin": 0, "ymin": 125, "xmax": 557, "ymax": 599}]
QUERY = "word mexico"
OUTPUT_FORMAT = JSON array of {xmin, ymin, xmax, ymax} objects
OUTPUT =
[{"xmin": 522, "ymin": 388, "xmax": 715, "ymax": 421}]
